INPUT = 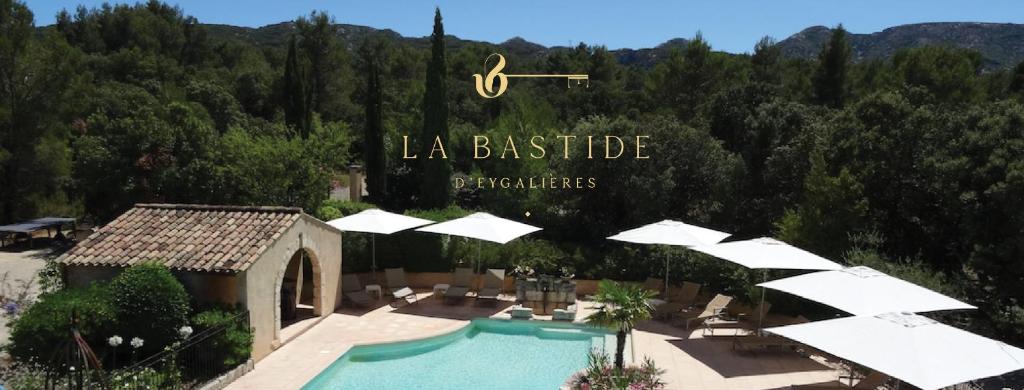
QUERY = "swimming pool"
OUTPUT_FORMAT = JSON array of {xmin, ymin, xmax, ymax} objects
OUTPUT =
[{"xmin": 302, "ymin": 319, "xmax": 614, "ymax": 390}]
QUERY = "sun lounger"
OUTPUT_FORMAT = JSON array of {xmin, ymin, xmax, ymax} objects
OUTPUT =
[
  {"xmin": 553, "ymin": 304, "xmax": 577, "ymax": 321},
  {"xmin": 642, "ymin": 277, "xmax": 664, "ymax": 295},
  {"xmin": 341, "ymin": 274, "xmax": 374, "ymax": 307},
  {"xmin": 704, "ymin": 301, "xmax": 772, "ymax": 336},
  {"xmin": 384, "ymin": 268, "xmax": 417, "ymax": 304},
  {"xmin": 652, "ymin": 281, "xmax": 702, "ymax": 320},
  {"xmin": 670, "ymin": 281, "xmax": 702, "ymax": 307},
  {"xmin": 444, "ymin": 267, "xmax": 474, "ymax": 304},
  {"xmin": 672, "ymin": 294, "xmax": 733, "ymax": 330},
  {"xmin": 510, "ymin": 306, "xmax": 533, "ymax": 319},
  {"xmin": 790, "ymin": 371, "xmax": 889, "ymax": 389},
  {"xmin": 475, "ymin": 268, "xmax": 505, "ymax": 305}
]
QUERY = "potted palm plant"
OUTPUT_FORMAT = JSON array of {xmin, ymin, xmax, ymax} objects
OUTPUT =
[{"xmin": 586, "ymin": 280, "xmax": 656, "ymax": 369}]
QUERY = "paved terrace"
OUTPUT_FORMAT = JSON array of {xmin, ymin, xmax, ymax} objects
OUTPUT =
[{"xmin": 228, "ymin": 291, "xmax": 841, "ymax": 390}]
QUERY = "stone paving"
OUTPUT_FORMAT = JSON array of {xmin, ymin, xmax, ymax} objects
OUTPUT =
[{"xmin": 227, "ymin": 291, "xmax": 842, "ymax": 390}]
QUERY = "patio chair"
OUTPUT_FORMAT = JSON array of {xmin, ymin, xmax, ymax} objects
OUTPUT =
[
  {"xmin": 341, "ymin": 274, "xmax": 374, "ymax": 308},
  {"xmin": 384, "ymin": 268, "xmax": 417, "ymax": 304},
  {"xmin": 475, "ymin": 268, "xmax": 505, "ymax": 305},
  {"xmin": 790, "ymin": 371, "xmax": 889, "ymax": 389},
  {"xmin": 642, "ymin": 277, "xmax": 664, "ymax": 295},
  {"xmin": 652, "ymin": 281, "xmax": 702, "ymax": 320},
  {"xmin": 672, "ymin": 294, "xmax": 733, "ymax": 330},
  {"xmin": 444, "ymin": 267, "xmax": 475, "ymax": 304},
  {"xmin": 704, "ymin": 301, "xmax": 773, "ymax": 336},
  {"xmin": 669, "ymin": 281, "xmax": 702, "ymax": 306}
]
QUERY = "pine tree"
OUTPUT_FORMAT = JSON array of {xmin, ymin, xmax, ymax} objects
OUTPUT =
[
  {"xmin": 361, "ymin": 38, "xmax": 387, "ymax": 203},
  {"xmin": 751, "ymin": 36, "xmax": 781, "ymax": 85},
  {"xmin": 813, "ymin": 25, "xmax": 851, "ymax": 108},
  {"xmin": 418, "ymin": 8, "xmax": 451, "ymax": 208},
  {"xmin": 283, "ymin": 35, "xmax": 311, "ymax": 138}
]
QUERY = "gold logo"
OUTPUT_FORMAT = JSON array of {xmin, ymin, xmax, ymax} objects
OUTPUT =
[{"xmin": 473, "ymin": 53, "xmax": 589, "ymax": 98}]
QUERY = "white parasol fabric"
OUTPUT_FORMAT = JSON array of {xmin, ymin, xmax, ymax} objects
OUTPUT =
[
  {"xmin": 326, "ymin": 209, "xmax": 434, "ymax": 234},
  {"xmin": 327, "ymin": 209, "xmax": 434, "ymax": 281},
  {"xmin": 766, "ymin": 312, "xmax": 1024, "ymax": 390},
  {"xmin": 415, "ymin": 212, "xmax": 541, "ymax": 244},
  {"xmin": 690, "ymin": 237, "xmax": 843, "ymax": 271},
  {"xmin": 608, "ymin": 220, "xmax": 731, "ymax": 247},
  {"xmin": 415, "ymin": 212, "xmax": 542, "ymax": 272},
  {"xmin": 608, "ymin": 220, "xmax": 730, "ymax": 297},
  {"xmin": 691, "ymin": 237, "xmax": 842, "ymax": 331},
  {"xmin": 758, "ymin": 265, "xmax": 976, "ymax": 316}
]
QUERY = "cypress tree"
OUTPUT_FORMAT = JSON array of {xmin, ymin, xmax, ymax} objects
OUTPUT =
[
  {"xmin": 283, "ymin": 35, "xmax": 311, "ymax": 138},
  {"xmin": 418, "ymin": 8, "xmax": 451, "ymax": 208},
  {"xmin": 813, "ymin": 25, "xmax": 851, "ymax": 108},
  {"xmin": 361, "ymin": 39, "xmax": 387, "ymax": 203}
]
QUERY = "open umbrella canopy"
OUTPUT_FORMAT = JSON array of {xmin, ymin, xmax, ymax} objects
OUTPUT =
[
  {"xmin": 607, "ymin": 219, "xmax": 730, "ymax": 247},
  {"xmin": 326, "ymin": 209, "xmax": 434, "ymax": 234},
  {"xmin": 690, "ymin": 237, "xmax": 843, "ymax": 271},
  {"xmin": 414, "ymin": 212, "xmax": 541, "ymax": 244},
  {"xmin": 766, "ymin": 312, "xmax": 1024, "ymax": 390},
  {"xmin": 758, "ymin": 266, "xmax": 976, "ymax": 316}
]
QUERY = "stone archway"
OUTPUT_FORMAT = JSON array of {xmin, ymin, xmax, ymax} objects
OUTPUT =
[{"xmin": 272, "ymin": 246, "xmax": 323, "ymax": 344}]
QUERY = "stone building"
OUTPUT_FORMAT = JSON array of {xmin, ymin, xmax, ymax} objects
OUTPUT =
[{"xmin": 58, "ymin": 203, "xmax": 343, "ymax": 360}]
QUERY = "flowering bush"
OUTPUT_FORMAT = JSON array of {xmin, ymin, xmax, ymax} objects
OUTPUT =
[{"xmin": 567, "ymin": 352, "xmax": 665, "ymax": 390}]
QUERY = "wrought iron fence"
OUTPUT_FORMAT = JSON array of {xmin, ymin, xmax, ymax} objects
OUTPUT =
[{"xmin": 43, "ymin": 310, "xmax": 252, "ymax": 390}]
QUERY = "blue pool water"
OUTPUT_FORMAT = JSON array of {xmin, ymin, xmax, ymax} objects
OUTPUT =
[{"xmin": 302, "ymin": 319, "xmax": 611, "ymax": 390}]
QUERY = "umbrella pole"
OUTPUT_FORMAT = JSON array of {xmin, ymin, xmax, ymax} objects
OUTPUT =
[
  {"xmin": 372, "ymin": 234, "xmax": 378, "ymax": 284},
  {"xmin": 664, "ymin": 255, "xmax": 670, "ymax": 301},
  {"xmin": 758, "ymin": 269, "xmax": 767, "ymax": 335},
  {"xmin": 477, "ymin": 240, "xmax": 482, "ymax": 274}
]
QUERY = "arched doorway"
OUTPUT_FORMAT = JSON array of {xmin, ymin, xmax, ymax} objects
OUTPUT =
[{"xmin": 275, "ymin": 247, "xmax": 322, "ymax": 343}]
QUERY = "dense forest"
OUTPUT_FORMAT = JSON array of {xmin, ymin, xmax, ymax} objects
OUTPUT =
[{"xmin": 2, "ymin": 0, "xmax": 1023, "ymax": 346}]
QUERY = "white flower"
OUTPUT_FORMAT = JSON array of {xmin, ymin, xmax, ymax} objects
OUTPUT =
[
  {"xmin": 108, "ymin": 335, "xmax": 123, "ymax": 347},
  {"xmin": 178, "ymin": 325, "xmax": 193, "ymax": 339},
  {"xmin": 130, "ymin": 337, "xmax": 144, "ymax": 349}
]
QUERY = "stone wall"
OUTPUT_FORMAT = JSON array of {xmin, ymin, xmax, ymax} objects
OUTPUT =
[{"xmin": 241, "ymin": 215, "xmax": 342, "ymax": 361}]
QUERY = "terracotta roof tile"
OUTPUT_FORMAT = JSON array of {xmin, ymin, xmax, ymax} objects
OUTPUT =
[{"xmin": 59, "ymin": 204, "xmax": 304, "ymax": 273}]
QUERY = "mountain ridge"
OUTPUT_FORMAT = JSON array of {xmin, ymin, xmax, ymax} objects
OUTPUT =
[{"xmin": 200, "ymin": 21, "xmax": 1024, "ymax": 69}]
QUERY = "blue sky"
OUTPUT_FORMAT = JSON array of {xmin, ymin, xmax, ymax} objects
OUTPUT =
[{"xmin": 24, "ymin": 0, "xmax": 1024, "ymax": 53}]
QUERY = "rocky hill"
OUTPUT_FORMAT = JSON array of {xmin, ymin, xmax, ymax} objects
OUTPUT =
[
  {"xmin": 203, "ymin": 21, "xmax": 1024, "ymax": 69},
  {"xmin": 777, "ymin": 22, "xmax": 1024, "ymax": 69}
]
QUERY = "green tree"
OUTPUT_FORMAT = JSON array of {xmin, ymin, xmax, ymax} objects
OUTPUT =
[
  {"xmin": 295, "ymin": 10, "xmax": 353, "ymax": 121},
  {"xmin": 8, "ymin": 284, "xmax": 116, "ymax": 368},
  {"xmin": 587, "ymin": 280, "xmax": 655, "ymax": 369},
  {"xmin": 418, "ymin": 8, "xmax": 452, "ymax": 208},
  {"xmin": 360, "ymin": 37, "xmax": 388, "ymax": 203},
  {"xmin": 283, "ymin": 35, "xmax": 311, "ymax": 138},
  {"xmin": 813, "ymin": 25, "xmax": 851, "ymax": 108},
  {"xmin": 751, "ymin": 36, "xmax": 782, "ymax": 86},
  {"xmin": 892, "ymin": 46, "xmax": 981, "ymax": 103},
  {"xmin": 0, "ymin": 0, "xmax": 76, "ymax": 222},
  {"xmin": 776, "ymin": 149, "xmax": 868, "ymax": 258}
]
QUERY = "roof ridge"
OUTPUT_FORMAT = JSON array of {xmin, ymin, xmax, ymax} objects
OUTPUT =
[{"xmin": 135, "ymin": 203, "xmax": 302, "ymax": 213}]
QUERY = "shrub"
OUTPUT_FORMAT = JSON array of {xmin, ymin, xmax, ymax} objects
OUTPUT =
[
  {"xmin": 108, "ymin": 263, "xmax": 190, "ymax": 357},
  {"xmin": 567, "ymin": 351, "xmax": 665, "ymax": 390},
  {"xmin": 189, "ymin": 307, "xmax": 253, "ymax": 376},
  {"xmin": 318, "ymin": 199, "xmax": 377, "ymax": 219},
  {"xmin": 8, "ymin": 284, "xmax": 115, "ymax": 368}
]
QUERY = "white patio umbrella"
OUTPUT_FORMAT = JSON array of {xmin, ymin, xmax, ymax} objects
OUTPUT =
[
  {"xmin": 766, "ymin": 312, "xmax": 1024, "ymax": 390},
  {"xmin": 690, "ymin": 237, "xmax": 844, "ymax": 330},
  {"xmin": 415, "ymin": 212, "xmax": 542, "ymax": 272},
  {"xmin": 327, "ymin": 209, "xmax": 434, "ymax": 282},
  {"xmin": 758, "ymin": 265, "xmax": 976, "ymax": 316},
  {"xmin": 608, "ymin": 220, "xmax": 730, "ymax": 297}
]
